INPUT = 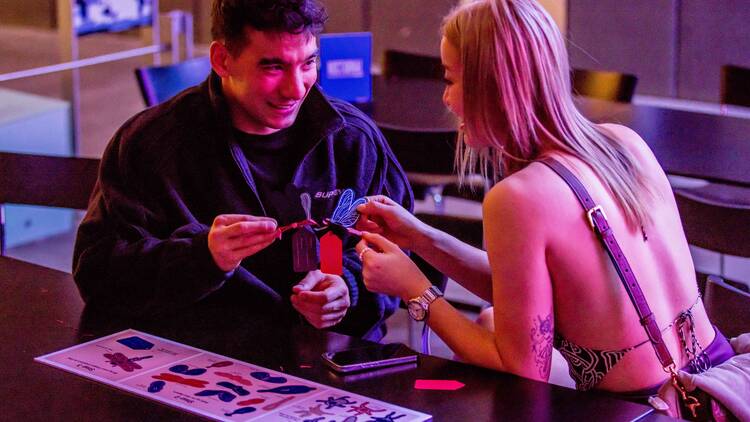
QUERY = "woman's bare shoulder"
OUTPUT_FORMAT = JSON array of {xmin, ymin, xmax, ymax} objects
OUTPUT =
[
  {"xmin": 483, "ymin": 163, "xmax": 569, "ymax": 222},
  {"xmin": 597, "ymin": 123, "xmax": 655, "ymax": 161},
  {"xmin": 597, "ymin": 123, "xmax": 670, "ymax": 187}
]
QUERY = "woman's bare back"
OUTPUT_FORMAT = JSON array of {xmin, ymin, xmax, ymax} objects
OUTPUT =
[{"xmin": 512, "ymin": 124, "xmax": 714, "ymax": 391}]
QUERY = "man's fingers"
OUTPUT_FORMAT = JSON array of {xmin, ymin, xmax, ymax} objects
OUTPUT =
[
  {"xmin": 296, "ymin": 283, "xmax": 348, "ymax": 304},
  {"xmin": 215, "ymin": 214, "xmax": 277, "ymax": 227},
  {"xmin": 291, "ymin": 296, "xmax": 347, "ymax": 316},
  {"xmin": 229, "ymin": 239, "xmax": 275, "ymax": 258},
  {"xmin": 225, "ymin": 233, "xmax": 277, "ymax": 251},
  {"xmin": 223, "ymin": 220, "xmax": 277, "ymax": 237},
  {"xmin": 320, "ymin": 297, "xmax": 350, "ymax": 313},
  {"xmin": 291, "ymin": 274, "xmax": 349, "ymax": 330},
  {"xmin": 318, "ymin": 281, "xmax": 349, "ymax": 302},
  {"xmin": 292, "ymin": 300, "xmax": 347, "ymax": 325},
  {"xmin": 294, "ymin": 290, "xmax": 331, "ymax": 305},
  {"xmin": 319, "ymin": 310, "xmax": 347, "ymax": 322},
  {"xmin": 291, "ymin": 299, "xmax": 326, "ymax": 316},
  {"xmin": 293, "ymin": 270, "xmax": 323, "ymax": 293}
]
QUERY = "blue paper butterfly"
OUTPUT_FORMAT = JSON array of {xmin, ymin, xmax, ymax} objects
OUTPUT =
[{"xmin": 329, "ymin": 189, "xmax": 367, "ymax": 228}]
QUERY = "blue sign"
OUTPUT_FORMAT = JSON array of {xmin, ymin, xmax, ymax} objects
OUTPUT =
[
  {"xmin": 319, "ymin": 32, "xmax": 372, "ymax": 103},
  {"xmin": 73, "ymin": 0, "xmax": 153, "ymax": 36}
]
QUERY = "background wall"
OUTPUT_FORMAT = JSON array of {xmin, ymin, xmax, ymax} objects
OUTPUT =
[
  {"xmin": 322, "ymin": 0, "xmax": 456, "ymax": 63},
  {"xmin": 678, "ymin": 0, "xmax": 750, "ymax": 102},
  {"xmin": 567, "ymin": 0, "xmax": 750, "ymax": 102},
  {"xmin": 7, "ymin": 1, "xmax": 747, "ymax": 103},
  {"xmin": 0, "ymin": 0, "xmax": 56, "ymax": 28},
  {"xmin": 567, "ymin": 0, "xmax": 677, "ymax": 97}
]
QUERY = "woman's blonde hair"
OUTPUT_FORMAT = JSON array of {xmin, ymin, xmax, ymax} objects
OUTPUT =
[{"xmin": 442, "ymin": 0, "xmax": 652, "ymax": 228}]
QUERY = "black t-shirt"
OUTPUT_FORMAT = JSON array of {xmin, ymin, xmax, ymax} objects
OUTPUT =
[{"xmin": 234, "ymin": 127, "xmax": 307, "ymax": 224}]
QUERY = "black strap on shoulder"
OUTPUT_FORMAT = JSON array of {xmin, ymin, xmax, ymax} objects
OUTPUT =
[{"xmin": 539, "ymin": 158, "xmax": 675, "ymax": 369}]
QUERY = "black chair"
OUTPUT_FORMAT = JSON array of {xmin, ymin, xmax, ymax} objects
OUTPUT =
[
  {"xmin": 382, "ymin": 49, "xmax": 444, "ymax": 80},
  {"xmin": 0, "ymin": 152, "xmax": 100, "ymax": 256},
  {"xmin": 674, "ymin": 185, "xmax": 750, "ymax": 294},
  {"xmin": 721, "ymin": 64, "xmax": 750, "ymax": 108},
  {"xmin": 572, "ymin": 68, "xmax": 638, "ymax": 103},
  {"xmin": 409, "ymin": 212, "xmax": 484, "ymax": 354},
  {"xmin": 135, "ymin": 56, "xmax": 212, "ymax": 107},
  {"xmin": 379, "ymin": 124, "xmax": 488, "ymax": 213},
  {"xmin": 412, "ymin": 212, "xmax": 485, "ymax": 313},
  {"xmin": 704, "ymin": 275, "xmax": 750, "ymax": 338}
]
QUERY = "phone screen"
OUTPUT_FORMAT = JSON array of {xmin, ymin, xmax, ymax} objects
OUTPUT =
[{"xmin": 322, "ymin": 343, "xmax": 418, "ymax": 373}]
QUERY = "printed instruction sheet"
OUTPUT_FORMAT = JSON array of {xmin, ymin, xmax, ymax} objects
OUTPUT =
[{"xmin": 36, "ymin": 329, "xmax": 432, "ymax": 422}]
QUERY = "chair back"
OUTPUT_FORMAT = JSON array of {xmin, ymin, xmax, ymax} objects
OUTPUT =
[
  {"xmin": 415, "ymin": 213, "xmax": 484, "ymax": 250},
  {"xmin": 135, "ymin": 56, "xmax": 212, "ymax": 107},
  {"xmin": 408, "ymin": 213, "xmax": 484, "ymax": 355},
  {"xmin": 379, "ymin": 124, "xmax": 456, "ymax": 176},
  {"xmin": 382, "ymin": 50, "xmax": 443, "ymax": 80},
  {"xmin": 674, "ymin": 186, "xmax": 750, "ymax": 258},
  {"xmin": 572, "ymin": 68, "xmax": 638, "ymax": 103},
  {"xmin": 721, "ymin": 64, "xmax": 750, "ymax": 108},
  {"xmin": 411, "ymin": 212, "xmax": 484, "ymax": 305},
  {"xmin": 704, "ymin": 275, "xmax": 750, "ymax": 338},
  {"xmin": 379, "ymin": 124, "xmax": 487, "ymax": 205},
  {"xmin": 0, "ymin": 152, "xmax": 100, "ymax": 255}
]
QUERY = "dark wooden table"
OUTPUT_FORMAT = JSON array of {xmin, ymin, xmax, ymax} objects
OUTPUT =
[
  {"xmin": 0, "ymin": 256, "xmax": 673, "ymax": 421},
  {"xmin": 370, "ymin": 76, "xmax": 750, "ymax": 188}
]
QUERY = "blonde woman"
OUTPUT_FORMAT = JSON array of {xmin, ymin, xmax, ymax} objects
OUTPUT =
[{"xmin": 355, "ymin": 0, "xmax": 734, "ymax": 400}]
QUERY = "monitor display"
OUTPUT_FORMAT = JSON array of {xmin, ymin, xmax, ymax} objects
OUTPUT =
[{"xmin": 73, "ymin": 0, "xmax": 153, "ymax": 36}]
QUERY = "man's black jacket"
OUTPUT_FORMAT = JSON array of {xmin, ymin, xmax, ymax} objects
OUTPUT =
[{"xmin": 73, "ymin": 73, "xmax": 413, "ymax": 341}]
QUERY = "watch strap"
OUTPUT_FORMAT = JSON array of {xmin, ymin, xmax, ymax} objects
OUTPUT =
[{"xmin": 421, "ymin": 285, "xmax": 443, "ymax": 305}]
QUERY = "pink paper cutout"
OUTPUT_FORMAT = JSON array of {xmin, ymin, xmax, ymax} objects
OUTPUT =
[{"xmin": 413, "ymin": 379, "xmax": 465, "ymax": 391}]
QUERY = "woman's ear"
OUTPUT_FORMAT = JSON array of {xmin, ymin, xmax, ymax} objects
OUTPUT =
[{"xmin": 209, "ymin": 41, "xmax": 230, "ymax": 78}]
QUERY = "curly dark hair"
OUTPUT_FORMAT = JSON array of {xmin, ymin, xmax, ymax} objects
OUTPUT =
[{"xmin": 211, "ymin": 0, "xmax": 328, "ymax": 55}]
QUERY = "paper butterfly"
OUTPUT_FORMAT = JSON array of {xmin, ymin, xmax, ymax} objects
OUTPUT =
[
  {"xmin": 329, "ymin": 189, "xmax": 367, "ymax": 228},
  {"xmin": 103, "ymin": 352, "xmax": 152, "ymax": 372}
]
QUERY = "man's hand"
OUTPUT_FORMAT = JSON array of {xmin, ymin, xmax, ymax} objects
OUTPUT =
[
  {"xmin": 291, "ymin": 270, "xmax": 350, "ymax": 329},
  {"xmin": 208, "ymin": 214, "xmax": 278, "ymax": 272}
]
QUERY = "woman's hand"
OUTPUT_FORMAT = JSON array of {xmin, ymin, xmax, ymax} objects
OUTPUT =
[
  {"xmin": 355, "ymin": 232, "xmax": 431, "ymax": 300},
  {"xmin": 355, "ymin": 195, "xmax": 429, "ymax": 252}
]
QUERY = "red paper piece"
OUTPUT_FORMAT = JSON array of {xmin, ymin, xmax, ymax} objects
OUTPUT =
[
  {"xmin": 414, "ymin": 379, "xmax": 465, "ymax": 391},
  {"xmin": 152, "ymin": 373, "xmax": 209, "ymax": 388},
  {"xmin": 215, "ymin": 371, "xmax": 253, "ymax": 386},
  {"xmin": 206, "ymin": 361, "xmax": 233, "ymax": 368},
  {"xmin": 320, "ymin": 231, "xmax": 343, "ymax": 275},
  {"xmin": 237, "ymin": 398, "xmax": 265, "ymax": 406}
]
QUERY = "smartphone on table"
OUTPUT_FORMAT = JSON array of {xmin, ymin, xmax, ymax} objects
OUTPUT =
[{"xmin": 322, "ymin": 343, "xmax": 418, "ymax": 373}]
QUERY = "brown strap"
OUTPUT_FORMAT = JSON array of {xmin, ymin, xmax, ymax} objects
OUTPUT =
[{"xmin": 539, "ymin": 158, "xmax": 675, "ymax": 369}]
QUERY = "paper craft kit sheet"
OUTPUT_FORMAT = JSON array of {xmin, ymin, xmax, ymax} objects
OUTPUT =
[{"xmin": 36, "ymin": 329, "xmax": 431, "ymax": 422}]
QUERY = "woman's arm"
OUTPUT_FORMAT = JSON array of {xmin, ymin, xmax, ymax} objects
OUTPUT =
[
  {"xmin": 357, "ymin": 196, "xmax": 493, "ymax": 301},
  {"xmin": 357, "ymin": 179, "xmax": 554, "ymax": 381},
  {"xmin": 415, "ymin": 223, "xmax": 493, "ymax": 301},
  {"xmin": 481, "ymin": 180, "xmax": 555, "ymax": 380}
]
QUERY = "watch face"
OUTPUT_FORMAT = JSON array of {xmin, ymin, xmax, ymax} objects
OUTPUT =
[{"xmin": 407, "ymin": 300, "xmax": 427, "ymax": 321}]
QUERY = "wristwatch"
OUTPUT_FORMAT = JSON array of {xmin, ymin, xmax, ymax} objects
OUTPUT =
[{"xmin": 407, "ymin": 286, "xmax": 444, "ymax": 321}]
